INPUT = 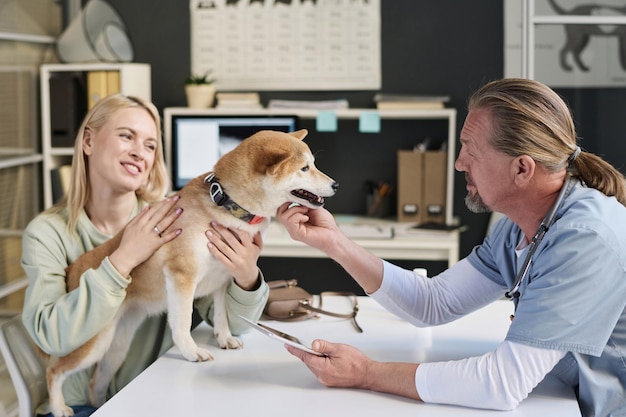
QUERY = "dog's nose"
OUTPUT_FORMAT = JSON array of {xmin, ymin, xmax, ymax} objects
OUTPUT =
[{"xmin": 331, "ymin": 181, "xmax": 339, "ymax": 192}]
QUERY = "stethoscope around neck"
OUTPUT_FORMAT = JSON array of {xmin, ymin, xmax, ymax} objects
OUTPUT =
[{"xmin": 504, "ymin": 176, "xmax": 576, "ymax": 300}]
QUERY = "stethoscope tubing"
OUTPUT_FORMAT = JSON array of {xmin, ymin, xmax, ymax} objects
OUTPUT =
[{"xmin": 505, "ymin": 176, "xmax": 576, "ymax": 299}]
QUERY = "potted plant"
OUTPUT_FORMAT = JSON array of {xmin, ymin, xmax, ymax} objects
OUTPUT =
[{"xmin": 184, "ymin": 71, "xmax": 216, "ymax": 108}]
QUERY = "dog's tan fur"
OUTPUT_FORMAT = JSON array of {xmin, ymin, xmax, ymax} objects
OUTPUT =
[{"xmin": 45, "ymin": 129, "xmax": 337, "ymax": 417}]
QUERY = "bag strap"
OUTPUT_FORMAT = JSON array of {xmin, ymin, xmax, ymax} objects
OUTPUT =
[{"xmin": 298, "ymin": 291, "xmax": 363, "ymax": 333}]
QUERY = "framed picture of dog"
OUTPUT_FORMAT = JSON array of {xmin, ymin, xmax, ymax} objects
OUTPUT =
[{"xmin": 504, "ymin": 0, "xmax": 626, "ymax": 87}]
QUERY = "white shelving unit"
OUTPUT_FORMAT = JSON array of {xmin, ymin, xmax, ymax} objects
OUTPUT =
[
  {"xmin": 163, "ymin": 107, "xmax": 459, "ymax": 266},
  {"xmin": 0, "ymin": 66, "xmax": 43, "ymax": 316},
  {"xmin": 39, "ymin": 63, "xmax": 151, "ymax": 208}
]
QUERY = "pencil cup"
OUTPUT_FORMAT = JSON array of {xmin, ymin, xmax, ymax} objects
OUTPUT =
[{"xmin": 366, "ymin": 192, "xmax": 390, "ymax": 218}]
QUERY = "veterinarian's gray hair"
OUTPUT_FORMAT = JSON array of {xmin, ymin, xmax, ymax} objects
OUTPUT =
[
  {"xmin": 468, "ymin": 78, "xmax": 626, "ymax": 206},
  {"xmin": 52, "ymin": 94, "xmax": 170, "ymax": 233}
]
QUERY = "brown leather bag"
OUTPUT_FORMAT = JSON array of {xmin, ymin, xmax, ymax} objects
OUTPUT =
[{"xmin": 263, "ymin": 279, "xmax": 363, "ymax": 332}]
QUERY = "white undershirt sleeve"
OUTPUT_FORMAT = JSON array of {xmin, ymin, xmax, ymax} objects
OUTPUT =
[
  {"xmin": 371, "ymin": 258, "xmax": 504, "ymax": 326},
  {"xmin": 371, "ymin": 259, "xmax": 567, "ymax": 410},
  {"xmin": 415, "ymin": 340, "xmax": 567, "ymax": 410}
]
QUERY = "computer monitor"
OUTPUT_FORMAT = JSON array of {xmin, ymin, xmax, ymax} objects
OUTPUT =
[{"xmin": 167, "ymin": 114, "xmax": 298, "ymax": 190}]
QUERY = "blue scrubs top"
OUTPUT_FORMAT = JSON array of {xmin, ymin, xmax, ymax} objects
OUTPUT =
[{"xmin": 468, "ymin": 181, "xmax": 626, "ymax": 416}]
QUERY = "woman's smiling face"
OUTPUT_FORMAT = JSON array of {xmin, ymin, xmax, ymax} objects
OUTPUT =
[{"xmin": 83, "ymin": 106, "xmax": 159, "ymax": 194}]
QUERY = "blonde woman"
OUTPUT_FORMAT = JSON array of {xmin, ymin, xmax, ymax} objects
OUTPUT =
[{"xmin": 21, "ymin": 94, "xmax": 268, "ymax": 417}]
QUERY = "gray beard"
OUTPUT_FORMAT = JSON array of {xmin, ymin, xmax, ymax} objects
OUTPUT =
[{"xmin": 465, "ymin": 191, "xmax": 491, "ymax": 214}]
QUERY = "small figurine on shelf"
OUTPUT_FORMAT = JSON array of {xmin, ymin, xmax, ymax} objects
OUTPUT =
[{"xmin": 184, "ymin": 70, "xmax": 216, "ymax": 108}]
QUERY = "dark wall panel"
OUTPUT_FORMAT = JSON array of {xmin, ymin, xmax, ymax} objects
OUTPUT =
[{"xmin": 100, "ymin": 1, "xmax": 504, "ymax": 288}]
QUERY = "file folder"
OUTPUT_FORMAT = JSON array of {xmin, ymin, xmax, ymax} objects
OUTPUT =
[{"xmin": 397, "ymin": 150, "xmax": 447, "ymax": 224}]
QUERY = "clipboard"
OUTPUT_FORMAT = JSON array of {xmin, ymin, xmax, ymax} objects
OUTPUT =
[{"xmin": 239, "ymin": 316, "xmax": 326, "ymax": 357}]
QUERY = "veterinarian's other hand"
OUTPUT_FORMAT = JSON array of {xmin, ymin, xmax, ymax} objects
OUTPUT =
[
  {"xmin": 276, "ymin": 203, "xmax": 340, "ymax": 252},
  {"xmin": 110, "ymin": 195, "xmax": 183, "ymax": 277},
  {"xmin": 285, "ymin": 339, "xmax": 372, "ymax": 389},
  {"xmin": 286, "ymin": 339, "xmax": 421, "ymax": 400},
  {"xmin": 206, "ymin": 221, "xmax": 263, "ymax": 290}
]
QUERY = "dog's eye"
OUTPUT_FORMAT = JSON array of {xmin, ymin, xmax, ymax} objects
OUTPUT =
[{"xmin": 301, "ymin": 165, "xmax": 310, "ymax": 172}]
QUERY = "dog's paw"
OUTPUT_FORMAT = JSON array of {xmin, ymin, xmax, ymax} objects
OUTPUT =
[
  {"xmin": 181, "ymin": 346, "xmax": 214, "ymax": 362},
  {"xmin": 218, "ymin": 335, "xmax": 243, "ymax": 350},
  {"xmin": 51, "ymin": 404, "xmax": 74, "ymax": 417},
  {"xmin": 194, "ymin": 347, "xmax": 215, "ymax": 361}
]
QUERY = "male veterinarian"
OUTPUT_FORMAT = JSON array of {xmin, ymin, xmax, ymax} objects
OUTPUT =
[{"xmin": 277, "ymin": 78, "xmax": 626, "ymax": 416}]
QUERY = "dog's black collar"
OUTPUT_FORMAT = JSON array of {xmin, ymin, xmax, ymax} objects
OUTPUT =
[{"xmin": 204, "ymin": 173, "xmax": 265, "ymax": 225}]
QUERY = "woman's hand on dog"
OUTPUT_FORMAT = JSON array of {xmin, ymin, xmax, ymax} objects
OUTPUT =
[
  {"xmin": 205, "ymin": 221, "xmax": 263, "ymax": 291},
  {"xmin": 109, "ymin": 195, "xmax": 183, "ymax": 278}
]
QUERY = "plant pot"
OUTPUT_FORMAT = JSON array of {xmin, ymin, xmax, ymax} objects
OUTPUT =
[{"xmin": 185, "ymin": 84, "xmax": 216, "ymax": 108}]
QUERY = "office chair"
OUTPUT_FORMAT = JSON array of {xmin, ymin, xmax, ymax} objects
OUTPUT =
[{"xmin": 0, "ymin": 315, "xmax": 48, "ymax": 417}]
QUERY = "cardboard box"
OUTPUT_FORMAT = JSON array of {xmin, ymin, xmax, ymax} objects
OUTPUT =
[{"xmin": 397, "ymin": 150, "xmax": 447, "ymax": 224}]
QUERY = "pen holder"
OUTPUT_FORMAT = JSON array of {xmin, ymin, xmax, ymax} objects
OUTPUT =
[
  {"xmin": 365, "ymin": 181, "xmax": 392, "ymax": 218},
  {"xmin": 366, "ymin": 193, "xmax": 390, "ymax": 218}
]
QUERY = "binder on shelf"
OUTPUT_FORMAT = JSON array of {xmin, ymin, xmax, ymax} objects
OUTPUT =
[
  {"xmin": 49, "ymin": 72, "xmax": 87, "ymax": 147},
  {"xmin": 397, "ymin": 150, "xmax": 447, "ymax": 224},
  {"xmin": 87, "ymin": 70, "xmax": 121, "ymax": 109},
  {"xmin": 397, "ymin": 150, "xmax": 422, "ymax": 223},
  {"xmin": 106, "ymin": 70, "xmax": 121, "ymax": 95},
  {"xmin": 422, "ymin": 151, "xmax": 447, "ymax": 224},
  {"xmin": 87, "ymin": 71, "xmax": 108, "ymax": 109},
  {"xmin": 50, "ymin": 164, "xmax": 72, "ymax": 203}
]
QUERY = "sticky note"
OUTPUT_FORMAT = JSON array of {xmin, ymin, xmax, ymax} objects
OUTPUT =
[
  {"xmin": 359, "ymin": 111, "xmax": 381, "ymax": 133},
  {"xmin": 316, "ymin": 111, "xmax": 337, "ymax": 132}
]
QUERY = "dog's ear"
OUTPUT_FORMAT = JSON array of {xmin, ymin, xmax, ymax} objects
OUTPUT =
[
  {"xmin": 289, "ymin": 129, "xmax": 308, "ymax": 141},
  {"xmin": 262, "ymin": 150, "xmax": 292, "ymax": 176}
]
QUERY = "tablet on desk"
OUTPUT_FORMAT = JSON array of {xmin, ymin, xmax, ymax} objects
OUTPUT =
[{"xmin": 239, "ymin": 316, "xmax": 326, "ymax": 356}]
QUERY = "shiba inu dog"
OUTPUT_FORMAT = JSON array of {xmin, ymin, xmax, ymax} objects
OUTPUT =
[{"xmin": 45, "ymin": 129, "xmax": 338, "ymax": 417}]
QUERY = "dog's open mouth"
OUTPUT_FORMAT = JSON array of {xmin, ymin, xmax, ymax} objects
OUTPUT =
[{"xmin": 291, "ymin": 189, "xmax": 325, "ymax": 207}]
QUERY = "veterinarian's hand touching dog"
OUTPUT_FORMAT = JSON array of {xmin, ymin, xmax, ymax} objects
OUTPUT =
[
  {"xmin": 277, "ymin": 202, "xmax": 340, "ymax": 253},
  {"xmin": 277, "ymin": 202, "xmax": 385, "ymax": 295},
  {"xmin": 109, "ymin": 195, "xmax": 183, "ymax": 277},
  {"xmin": 206, "ymin": 221, "xmax": 263, "ymax": 290}
]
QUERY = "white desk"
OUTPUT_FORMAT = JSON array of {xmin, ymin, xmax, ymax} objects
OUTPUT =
[
  {"xmin": 93, "ymin": 298, "xmax": 580, "ymax": 416},
  {"xmin": 262, "ymin": 218, "xmax": 460, "ymax": 266}
]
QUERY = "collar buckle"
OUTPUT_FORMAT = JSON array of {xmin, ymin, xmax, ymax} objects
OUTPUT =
[{"xmin": 205, "ymin": 173, "xmax": 227, "ymax": 206}]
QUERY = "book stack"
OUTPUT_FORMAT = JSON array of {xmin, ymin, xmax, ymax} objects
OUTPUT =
[
  {"xmin": 268, "ymin": 99, "xmax": 349, "ymax": 110},
  {"xmin": 215, "ymin": 92, "xmax": 262, "ymax": 109},
  {"xmin": 374, "ymin": 93, "xmax": 450, "ymax": 110}
]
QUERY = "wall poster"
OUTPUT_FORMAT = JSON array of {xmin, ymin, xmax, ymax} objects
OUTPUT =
[
  {"xmin": 504, "ymin": 0, "xmax": 626, "ymax": 87},
  {"xmin": 190, "ymin": 0, "xmax": 381, "ymax": 91}
]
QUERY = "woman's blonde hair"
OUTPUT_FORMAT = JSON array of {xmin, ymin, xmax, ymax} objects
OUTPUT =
[
  {"xmin": 50, "ymin": 94, "xmax": 170, "ymax": 231},
  {"xmin": 469, "ymin": 78, "xmax": 626, "ymax": 206}
]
